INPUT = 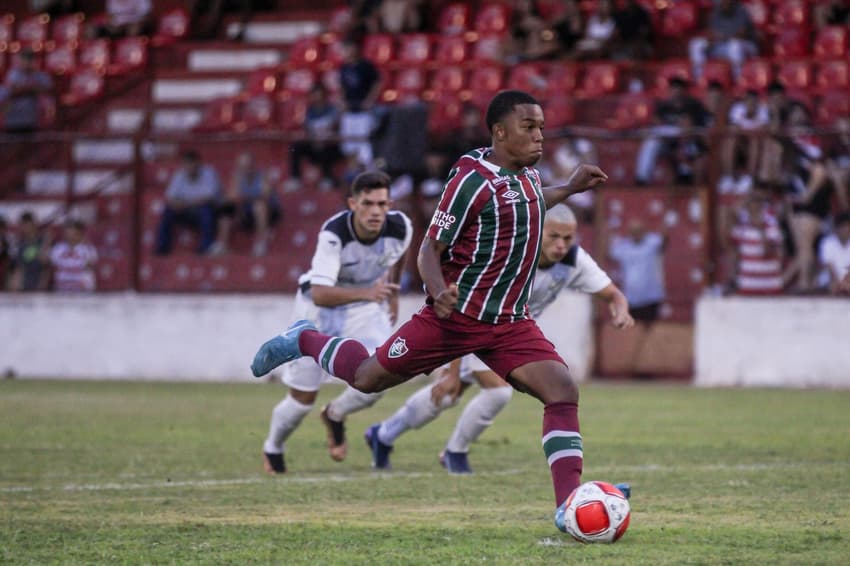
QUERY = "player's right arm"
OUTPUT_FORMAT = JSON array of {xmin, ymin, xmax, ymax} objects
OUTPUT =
[{"xmin": 417, "ymin": 237, "xmax": 458, "ymax": 318}]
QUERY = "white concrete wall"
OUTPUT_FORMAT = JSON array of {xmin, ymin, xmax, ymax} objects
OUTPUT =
[
  {"xmin": 695, "ymin": 296, "xmax": 850, "ymax": 388},
  {"xmin": 0, "ymin": 292, "xmax": 594, "ymax": 382}
]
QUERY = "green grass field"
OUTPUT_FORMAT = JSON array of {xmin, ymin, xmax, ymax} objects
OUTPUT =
[{"xmin": 1, "ymin": 379, "xmax": 849, "ymax": 565}]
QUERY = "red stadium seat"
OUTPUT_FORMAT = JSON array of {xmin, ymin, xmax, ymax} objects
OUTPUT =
[
  {"xmin": 736, "ymin": 59, "xmax": 773, "ymax": 93},
  {"xmin": 278, "ymin": 96, "xmax": 307, "ymax": 130},
  {"xmin": 470, "ymin": 35, "xmax": 503, "ymax": 62},
  {"xmin": 507, "ymin": 63, "xmax": 548, "ymax": 97},
  {"xmin": 543, "ymin": 97, "xmax": 576, "ymax": 128},
  {"xmin": 428, "ymin": 94, "xmax": 463, "ymax": 135},
  {"xmin": 195, "ymin": 97, "xmax": 238, "ymax": 131},
  {"xmin": 16, "ymin": 13, "xmax": 49, "ymax": 49},
  {"xmin": 44, "ymin": 42, "xmax": 76, "ymax": 75},
  {"xmin": 813, "ymin": 26, "xmax": 849, "ymax": 58},
  {"xmin": 319, "ymin": 68, "xmax": 340, "ymax": 95},
  {"xmin": 466, "ymin": 65, "xmax": 504, "ymax": 95},
  {"xmin": 112, "ymin": 36, "xmax": 148, "ymax": 73},
  {"xmin": 652, "ymin": 60, "xmax": 692, "ymax": 94},
  {"xmin": 814, "ymin": 90, "xmax": 850, "ymax": 126},
  {"xmin": 434, "ymin": 35, "xmax": 468, "ymax": 65},
  {"xmin": 383, "ymin": 67, "xmax": 426, "ymax": 103},
  {"xmin": 577, "ymin": 62, "xmax": 620, "ymax": 97},
  {"xmin": 52, "ymin": 13, "xmax": 85, "ymax": 44},
  {"xmin": 78, "ymin": 39, "xmax": 110, "ymax": 70},
  {"xmin": 245, "ymin": 67, "xmax": 278, "ymax": 94},
  {"xmin": 0, "ymin": 13, "xmax": 14, "ymax": 45},
  {"xmin": 816, "ymin": 60, "xmax": 850, "ymax": 91},
  {"xmin": 61, "ymin": 67, "xmax": 104, "ymax": 106},
  {"xmin": 151, "ymin": 8, "xmax": 189, "ymax": 47},
  {"xmin": 280, "ymin": 68, "xmax": 316, "ymax": 97},
  {"xmin": 773, "ymin": 0, "xmax": 810, "ymax": 29},
  {"xmin": 771, "ymin": 27, "xmax": 810, "ymax": 57},
  {"xmin": 323, "ymin": 36, "xmax": 347, "ymax": 68},
  {"xmin": 697, "ymin": 60, "xmax": 733, "ymax": 89},
  {"xmin": 396, "ymin": 34, "xmax": 431, "ymax": 66},
  {"xmin": 660, "ymin": 1, "xmax": 700, "ymax": 37},
  {"xmin": 473, "ymin": 3, "xmax": 512, "ymax": 36},
  {"xmin": 742, "ymin": 0, "xmax": 770, "ymax": 31},
  {"xmin": 362, "ymin": 33, "xmax": 394, "ymax": 67},
  {"xmin": 776, "ymin": 60, "xmax": 813, "ymax": 91},
  {"xmin": 287, "ymin": 36, "xmax": 322, "ymax": 68},
  {"xmin": 429, "ymin": 65, "xmax": 465, "ymax": 98},
  {"xmin": 606, "ymin": 94, "xmax": 654, "ymax": 130},
  {"xmin": 239, "ymin": 93, "xmax": 275, "ymax": 129},
  {"xmin": 438, "ymin": 3, "xmax": 471, "ymax": 36},
  {"xmin": 544, "ymin": 62, "xmax": 579, "ymax": 94}
]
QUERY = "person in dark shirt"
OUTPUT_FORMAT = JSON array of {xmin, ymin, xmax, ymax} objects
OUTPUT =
[
  {"xmin": 635, "ymin": 77, "xmax": 709, "ymax": 185},
  {"xmin": 612, "ymin": 0, "xmax": 653, "ymax": 60},
  {"xmin": 286, "ymin": 85, "xmax": 343, "ymax": 192},
  {"xmin": 8, "ymin": 211, "xmax": 49, "ymax": 292},
  {"xmin": 338, "ymin": 38, "xmax": 382, "ymax": 168}
]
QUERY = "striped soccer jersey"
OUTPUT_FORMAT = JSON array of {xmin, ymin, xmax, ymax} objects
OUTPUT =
[
  {"xmin": 730, "ymin": 213, "xmax": 783, "ymax": 294},
  {"xmin": 427, "ymin": 147, "xmax": 546, "ymax": 324}
]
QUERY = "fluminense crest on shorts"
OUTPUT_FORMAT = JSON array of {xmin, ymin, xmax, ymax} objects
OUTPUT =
[{"xmin": 388, "ymin": 337, "xmax": 409, "ymax": 358}]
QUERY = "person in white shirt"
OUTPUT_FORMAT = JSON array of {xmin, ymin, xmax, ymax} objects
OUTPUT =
[
  {"xmin": 722, "ymin": 89, "xmax": 769, "ymax": 184},
  {"xmin": 50, "ymin": 220, "xmax": 97, "ymax": 292},
  {"xmin": 90, "ymin": 0, "xmax": 154, "ymax": 38},
  {"xmin": 819, "ymin": 212, "xmax": 850, "ymax": 295},
  {"xmin": 364, "ymin": 204, "xmax": 634, "ymax": 473}
]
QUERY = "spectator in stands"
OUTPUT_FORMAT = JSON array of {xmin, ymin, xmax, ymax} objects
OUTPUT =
[
  {"xmin": 0, "ymin": 215, "xmax": 10, "ymax": 288},
  {"xmin": 338, "ymin": 38, "xmax": 382, "ymax": 168},
  {"xmin": 285, "ymin": 85, "xmax": 343, "ymax": 193},
  {"xmin": 217, "ymin": 151, "xmax": 280, "ymax": 257},
  {"xmin": 819, "ymin": 212, "xmax": 850, "ymax": 294},
  {"xmin": 611, "ymin": 0, "xmax": 653, "ymax": 60},
  {"xmin": 89, "ymin": 0, "xmax": 154, "ymax": 38},
  {"xmin": 191, "ymin": 0, "xmax": 274, "ymax": 40},
  {"xmin": 548, "ymin": 0, "xmax": 585, "ymax": 59},
  {"xmin": 29, "ymin": 0, "xmax": 76, "ymax": 17},
  {"xmin": 1, "ymin": 48, "xmax": 53, "ymax": 134},
  {"xmin": 506, "ymin": 0, "xmax": 558, "ymax": 62},
  {"xmin": 155, "ymin": 150, "xmax": 223, "ymax": 256},
  {"xmin": 826, "ymin": 116, "xmax": 850, "ymax": 212},
  {"xmin": 721, "ymin": 89, "xmax": 769, "ymax": 183},
  {"xmin": 608, "ymin": 217, "xmax": 669, "ymax": 376},
  {"xmin": 702, "ymin": 81, "xmax": 729, "ymax": 128},
  {"xmin": 635, "ymin": 77, "xmax": 709, "ymax": 186},
  {"xmin": 49, "ymin": 220, "xmax": 98, "ymax": 292},
  {"xmin": 688, "ymin": 0, "xmax": 758, "ymax": 79},
  {"xmin": 815, "ymin": 0, "xmax": 850, "ymax": 28},
  {"xmin": 8, "ymin": 211, "xmax": 49, "ymax": 292},
  {"xmin": 575, "ymin": 0, "xmax": 617, "ymax": 59},
  {"xmin": 728, "ymin": 192, "xmax": 784, "ymax": 294},
  {"xmin": 379, "ymin": 0, "xmax": 426, "ymax": 33},
  {"xmin": 538, "ymin": 137, "xmax": 599, "ymax": 222}
]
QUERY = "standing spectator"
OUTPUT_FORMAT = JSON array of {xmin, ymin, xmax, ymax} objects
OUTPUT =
[
  {"xmin": 819, "ymin": 212, "xmax": 850, "ymax": 295},
  {"xmin": 689, "ymin": 0, "xmax": 758, "ymax": 79},
  {"xmin": 8, "ymin": 211, "xmax": 49, "ymax": 292},
  {"xmin": 609, "ymin": 217, "xmax": 668, "ymax": 376},
  {"xmin": 635, "ymin": 77, "xmax": 710, "ymax": 185},
  {"xmin": 379, "ymin": 0, "xmax": 425, "ymax": 33},
  {"xmin": 155, "ymin": 150, "xmax": 223, "ymax": 256},
  {"xmin": 338, "ymin": 39, "xmax": 381, "ymax": 167},
  {"xmin": 0, "ymin": 216, "xmax": 10, "ymax": 288},
  {"xmin": 611, "ymin": 0, "xmax": 653, "ymax": 60},
  {"xmin": 825, "ymin": 116, "xmax": 850, "ymax": 212},
  {"xmin": 89, "ymin": 0, "xmax": 153, "ymax": 38},
  {"xmin": 728, "ymin": 193, "xmax": 784, "ymax": 294},
  {"xmin": 550, "ymin": 0, "xmax": 585, "ymax": 58},
  {"xmin": 49, "ymin": 220, "xmax": 98, "ymax": 292},
  {"xmin": 1, "ymin": 48, "xmax": 53, "ymax": 133},
  {"xmin": 285, "ymin": 85, "xmax": 343, "ymax": 192},
  {"xmin": 721, "ymin": 90, "xmax": 769, "ymax": 182},
  {"xmin": 575, "ymin": 0, "xmax": 617, "ymax": 59},
  {"xmin": 217, "ymin": 151, "xmax": 280, "ymax": 257}
]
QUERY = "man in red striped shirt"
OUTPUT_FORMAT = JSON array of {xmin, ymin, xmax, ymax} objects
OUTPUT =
[
  {"xmin": 728, "ymin": 193, "xmax": 784, "ymax": 295},
  {"xmin": 251, "ymin": 91, "xmax": 609, "ymax": 532}
]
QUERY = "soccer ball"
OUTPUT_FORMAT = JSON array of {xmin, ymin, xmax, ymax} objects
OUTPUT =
[{"xmin": 560, "ymin": 481, "xmax": 631, "ymax": 543}]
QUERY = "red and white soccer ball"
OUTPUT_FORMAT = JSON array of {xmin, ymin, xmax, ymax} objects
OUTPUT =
[{"xmin": 561, "ymin": 481, "xmax": 631, "ymax": 543}]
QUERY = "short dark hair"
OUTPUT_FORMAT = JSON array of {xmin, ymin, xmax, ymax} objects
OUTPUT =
[
  {"xmin": 350, "ymin": 170, "xmax": 391, "ymax": 197},
  {"xmin": 745, "ymin": 89, "xmax": 759, "ymax": 97},
  {"xmin": 669, "ymin": 76, "xmax": 688, "ymax": 89},
  {"xmin": 767, "ymin": 81, "xmax": 785, "ymax": 94},
  {"xmin": 66, "ymin": 219, "xmax": 85, "ymax": 231},
  {"xmin": 182, "ymin": 150, "xmax": 201, "ymax": 162},
  {"xmin": 835, "ymin": 211, "xmax": 850, "ymax": 227},
  {"xmin": 485, "ymin": 90, "xmax": 540, "ymax": 134},
  {"xmin": 20, "ymin": 211, "xmax": 35, "ymax": 224}
]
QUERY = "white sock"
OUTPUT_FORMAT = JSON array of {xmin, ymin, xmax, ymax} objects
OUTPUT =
[
  {"xmin": 326, "ymin": 386, "xmax": 382, "ymax": 421},
  {"xmin": 263, "ymin": 394, "xmax": 313, "ymax": 454},
  {"xmin": 445, "ymin": 386, "xmax": 513, "ymax": 453},
  {"xmin": 378, "ymin": 382, "xmax": 457, "ymax": 445}
]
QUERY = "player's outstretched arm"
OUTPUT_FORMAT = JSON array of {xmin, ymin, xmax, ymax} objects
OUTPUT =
[
  {"xmin": 541, "ymin": 164, "xmax": 608, "ymax": 209},
  {"xmin": 594, "ymin": 283, "xmax": 634, "ymax": 329},
  {"xmin": 311, "ymin": 281, "xmax": 400, "ymax": 307}
]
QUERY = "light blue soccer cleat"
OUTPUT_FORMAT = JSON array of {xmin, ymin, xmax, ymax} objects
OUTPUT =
[
  {"xmin": 554, "ymin": 482, "xmax": 631, "ymax": 533},
  {"xmin": 250, "ymin": 319, "xmax": 317, "ymax": 377}
]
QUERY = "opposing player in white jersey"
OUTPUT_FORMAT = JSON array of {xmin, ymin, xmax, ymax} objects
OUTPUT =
[
  {"xmin": 259, "ymin": 171, "xmax": 413, "ymax": 473},
  {"xmin": 364, "ymin": 204, "xmax": 634, "ymax": 473}
]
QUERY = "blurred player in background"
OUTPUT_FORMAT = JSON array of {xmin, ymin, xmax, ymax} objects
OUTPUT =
[
  {"xmin": 251, "ymin": 90, "xmax": 617, "ymax": 534},
  {"xmin": 363, "ymin": 204, "xmax": 633, "ymax": 473},
  {"xmin": 258, "ymin": 171, "xmax": 412, "ymax": 473}
]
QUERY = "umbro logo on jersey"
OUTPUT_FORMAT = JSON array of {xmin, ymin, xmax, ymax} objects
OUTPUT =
[
  {"xmin": 388, "ymin": 337, "xmax": 409, "ymax": 358},
  {"xmin": 501, "ymin": 189, "xmax": 521, "ymax": 204}
]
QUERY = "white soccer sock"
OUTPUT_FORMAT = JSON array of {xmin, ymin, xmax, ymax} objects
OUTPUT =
[
  {"xmin": 326, "ymin": 386, "xmax": 382, "ymax": 421},
  {"xmin": 262, "ymin": 394, "xmax": 313, "ymax": 454},
  {"xmin": 377, "ymin": 382, "xmax": 457, "ymax": 445},
  {"xmin": 445, "ymin": 386, "xmax": 513, "ymax": 453}
]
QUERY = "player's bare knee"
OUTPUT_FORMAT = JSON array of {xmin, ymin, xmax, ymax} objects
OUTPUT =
[{"xmin": 290, "ymin": 388, "xmax": 317, "ymax": 405}]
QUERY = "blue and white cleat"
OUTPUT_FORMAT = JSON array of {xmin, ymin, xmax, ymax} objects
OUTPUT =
[
  {"xmin": 440, "ymin": 449, "xmax": 473, "ymax": 474},
  {"xmin": 364, "ymin": 423, "xmax": 393, "ymax": 469},
  {"xmin": 250, "ymin": 319, "xmax": 317, "ymax": 377},
  {"xmin": 614, "ymin": 482, "xmax": 631, "ymax": 500}
]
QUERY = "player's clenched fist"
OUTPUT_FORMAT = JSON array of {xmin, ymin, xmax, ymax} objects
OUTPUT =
[
  {"xmin": 567, "ymin": 164, "xmax": 608, "ymax": 193},
  {"xmin": 434, "ymin": 283, "xmax": 459, "ymax": 319}
]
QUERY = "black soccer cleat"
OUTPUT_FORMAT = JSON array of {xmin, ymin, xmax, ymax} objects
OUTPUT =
[
  {"xmin": 320, "ymin": 405, "xmax": 348, "ymax": 461},
  {"xmin": 263, "ymin": 452, "xmax": 286, "ymax": 474}
]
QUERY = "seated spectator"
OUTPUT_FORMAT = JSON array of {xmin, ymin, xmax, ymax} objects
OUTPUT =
[
  {"xmin": 721, "ymin": 89, "xmax": 769, "ymax": 183},
  {"xmin": 0, "ymin": 216, "xmax": 10, "ymax": 287},
  {"xmin": 8, "ymin": 211, "xmax": 49, "ymax": 292},
  {"xmin": 728, "ymin": 193, "xmax": 784, "ymax": 294},
  {"xmin": 217, "ymin": 151, "xmax": 280, "ymax": 257},
  {"xmin": 611, "ymin": 0, "xmax": 653, "ymax": 60},
  {"xmin": 819, "ymin": 212, "xmax": 850, "ymax": 294},
  {"xmin": 815, "ymin": 0, "xmax": 850, "ymax": 28},
  {"xmin": 635, "ymin": 77, "xmax": 710, "ymax": 185},
  {"xmin": 689, "ymin": 0, "xmax": 758, "ymax": 79},
  {"xmin": 550, "ymin": 0, "xmax": 585, "ymax": 58},
  {"xmin": 506, "ymin": 0, "xmax": 558, "ymax": 62},
  {"xmin": 575, "ymin": 0, "xmax": 617, "ymax": 59},
  {"xmin": 825, "ymin": 116, "xmax": 850, "ymax": 212},
  {"xmin": 285, "ymin": 85, "xmax": 343, "ymax": 192},
  {"xmin": 155, "ymin": 150, "xmax": 223, "ymax": 256},
  {"xmin": 49, "ymin": 220, "xmax": 98, "ymax": 292},
  {"xmin": 1, "ymin": 48, "xmax": 53, "ymax": 134},
  {"xmin": 338, "ymin": 38, "xmax": 382, "ymax": 168},
  {"xmin": 89, "ymin": 0, "xmax": 154, "ymax": 38},
  {"xmin": 379, "ymin": 0, "xmax": 425, "ymax": 33}
]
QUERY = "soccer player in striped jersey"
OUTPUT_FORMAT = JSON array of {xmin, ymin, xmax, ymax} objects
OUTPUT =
[
  {"xmin": 251, "ymin": 90, "xmax": 610, "ymax": 533},
  {"xmin": 363, "ymin": 204, "xmax": 634, "ymax": 474},
  {"xmin": 257, "ymin": 171, "xmax": 412, "ymax": 474}
]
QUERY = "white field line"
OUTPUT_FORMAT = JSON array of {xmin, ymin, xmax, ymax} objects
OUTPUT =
[{"xmin": 1, "ymin": 461, "xmax": 844, "ymax": 495}]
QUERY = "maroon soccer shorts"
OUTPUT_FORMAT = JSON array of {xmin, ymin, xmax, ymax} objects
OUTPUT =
[{"xmin": 375, "ymin": 305, "xmax": 566, "ymax": 378}]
